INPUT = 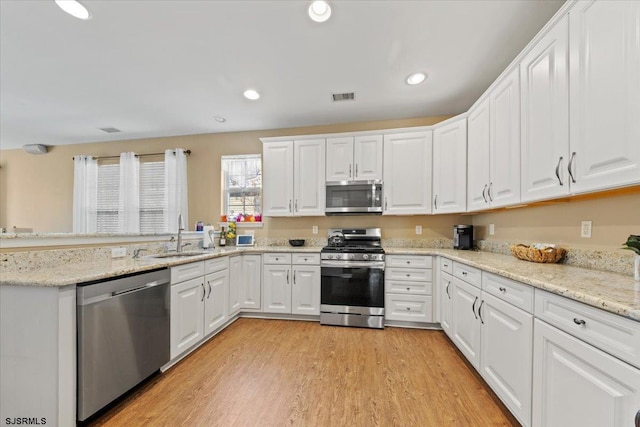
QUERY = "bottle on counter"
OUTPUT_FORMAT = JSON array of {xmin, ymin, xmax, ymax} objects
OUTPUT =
[{"xmin": 219, "ymin": 227, "xmax": 226, "ymax": 247}]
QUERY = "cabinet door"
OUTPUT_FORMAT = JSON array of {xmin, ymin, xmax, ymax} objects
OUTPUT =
[
  {"xmin": 263, "ymin": 265, "xmax": 292, "ymax": 313},
  {"xmin": 326, "ymin": 137, "xmax": 354, "ymax": 182},
  {"xmin": 263, "ymin": 141, "xmax": 294, "ymax": 216},
  {"xmin": 240, "ymin": 254, "xmax": 262, "ymax": 310},
  {"xmin": 228, "ymin": 255, "xmax": 242, "ymax": 316},
  {"xmin": 490, "ymin": 67, "xmax": 521, "ymax": 208},
  {"xmin": 480, "ymin": 292, "xmax": 533, "ymax": 427},
  {"xmin": 520, "ymin": 15, "xmax": 570, "ymax": 203},
  {"xmin": 291, "ymin": 265, "xmax": 320, "ymax": 315},
  {"xmin": 383, "ymin": 131, "xmax": 433, "ymax": 215},
  {"xmin": 451, "ymin": 277, "xmax": 481, "ymax": 369},
  {"xmin": 569, "ymin": 1, "xmax": 640, "ymax": 193},
  {"xmin": 294, "ymin": 139, "xmax": 325, "ymax": 216},
  {"xmin": 170, "ymin": 277, "xmax": 205, "ymax": 359},
  {"xmin": 204, "ymin": 270, "xmax": 228, "ymax": 336},
  {"xmin": 440, "ymin": 272, "xmax": 453, "ymax": 337},
  {"xmin": 353, "ymin": 135, "xmax": 383, "ymax": 181},
  {"xmin": 532, "ymin": 319, "xmax": 640, "ymax": 427},
  {"xmin": 433, "ymin": 117, "xmax": 467, "ymax": 214},
  {"xmin": 467, "ymin": 99, "xmax": 491, "ymax": 211}
]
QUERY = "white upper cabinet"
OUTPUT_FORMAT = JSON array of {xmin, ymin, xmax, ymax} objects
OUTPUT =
[
  {"xmin": 433, "ymin": 117, "xmax": 467, "ymax": 214},
  {"xmin": 326, "ymin": 135, "xmax": 383, "ymax": 182},
  {"xmin": 263, "ymin": 139, "xmax": 325, "ymax": 217},
  {"xmin": 383, "ymin": 131, "xmax": 433, "ymax": 215},
  {"xmin": 294, "ymin": 139, "xmax": 326, "ymax": 216},
  {"xmin": 520, "ymin": 15, "xmax": 570, "ymax": 203},
  {"xmin": 568, "ymin": 0, "xmax": 640, "ymax": 193},
  {"xmin": 489, "ymin": 67, "xmax": 521, "ymax": 208},
  {"xmin": 467, "ymin": 99, "xmax": 491, "ymax": 211}
]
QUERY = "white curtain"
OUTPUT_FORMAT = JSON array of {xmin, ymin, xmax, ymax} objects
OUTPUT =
[
  {"xmin": 118, "ymin": 152, "xmax": 140, "ymax": 233},
  {"xmin": 164, "ymin": 148, "xmax": 189, "ymax": 233},
  {"xmin": 72, "ymin": 155, "xmax": 98, "ymax": 233}
]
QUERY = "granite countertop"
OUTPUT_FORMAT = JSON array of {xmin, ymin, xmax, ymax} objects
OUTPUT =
[{"xmin": 1, "ymin": 245, "xmax": 639, "ymax": 322}]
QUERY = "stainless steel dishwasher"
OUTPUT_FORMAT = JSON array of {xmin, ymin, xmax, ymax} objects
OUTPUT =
[{"xmin": 77, "ymin": 268, "xmax": 171, "ymax": 421}]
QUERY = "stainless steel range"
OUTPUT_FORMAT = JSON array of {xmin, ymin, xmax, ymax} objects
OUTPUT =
[{"xmin": 320, "ymin": 228, "xmax": 385, "ymax": 329}]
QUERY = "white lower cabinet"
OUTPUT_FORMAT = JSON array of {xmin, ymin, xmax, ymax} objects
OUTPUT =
[
  {"xmin": 170, "ymin": 276, "xmax": 205, "ymax": 359},
  {"xmin": 439, "ymin": 267, "xmax": 453, "ymax": 337},
  {"xmin": 532, "ymin": 319, "xmax": 640, "ymax": 427},
  {"xmin": 204, "ymin": 269, "xmax": 229, "ymax": 335},
  {"xmin": 228, "ymin": 255, "xmax": 242, "ymax": 316},
  {"xmin": 451, "ymin": 276, "xmax": 482, "ymax": 369},
  {"xmin": 240, "ymin": 254, "xmax": 262, "ymax": 310},
  {"xmin": 385, "ymin": 255, "xmax": 433, "ymax": 323},
  {"xmin": 263, "ymin": 253, "xmax": 320, "ymax": 315}
]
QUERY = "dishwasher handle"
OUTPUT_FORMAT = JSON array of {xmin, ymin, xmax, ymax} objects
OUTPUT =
[
  {"xmin": 111, "ymin": 280, "xmax": 160, "ymax": 297},
  {"xmin": 77, "ymin": 268, "xmax": 170, "ymax": 306}
]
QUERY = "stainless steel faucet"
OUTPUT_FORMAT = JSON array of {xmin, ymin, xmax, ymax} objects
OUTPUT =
[{"xmin": 177, "ymin": 214, "xmax": 184, "ymax": 253}]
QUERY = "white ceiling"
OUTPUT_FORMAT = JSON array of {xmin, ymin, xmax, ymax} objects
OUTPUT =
[{"xmin": 0, "ymin": 0, "xmax": 565, "ymax": 150}]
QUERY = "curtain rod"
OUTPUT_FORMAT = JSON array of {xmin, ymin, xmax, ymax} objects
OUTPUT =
[{"xmin": 73, "ymin": 149, "xmax": 191, "ymax": 160}]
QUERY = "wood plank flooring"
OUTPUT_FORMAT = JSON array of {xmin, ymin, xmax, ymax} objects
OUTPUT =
[{"xmin": 89, "ymin": 318, "xmax": 519, "ymax": 426}]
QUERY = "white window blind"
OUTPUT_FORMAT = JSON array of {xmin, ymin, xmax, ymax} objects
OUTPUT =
[
  {"xmin": 96, "ymin": 161, "xmax": 166, "ymax": 233},
  {"xmin": 222, "ymin": 154, "xmax": 262, "ymax": 220}
]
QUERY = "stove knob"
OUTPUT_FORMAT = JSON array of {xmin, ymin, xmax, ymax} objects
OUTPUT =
[
  {"xmin": 349, "ymin": 254, "xmax": 355, "ymax": 260},
  {"xmin": 326, "ymin": 254, "xmax": 333, "ymax": 259},
  {"xmin": 363, "ymin": 254, "xmax": 369, "ymax": 260}
]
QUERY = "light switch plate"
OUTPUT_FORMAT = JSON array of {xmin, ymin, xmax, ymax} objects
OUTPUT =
[
  {"xmin": 415, "ymin": 225, "xmax": 422, "ymax": 235},
  {"xmin": 312, "ymin": 226, "xmax": 318, "ymax": 234},
  {"xmin": 111, "ymin": 247, "xmax": 126, "ymax": 258},
  {"xmin": 581, "ymin": 220, "xmax": 592, "ymax": 238}
]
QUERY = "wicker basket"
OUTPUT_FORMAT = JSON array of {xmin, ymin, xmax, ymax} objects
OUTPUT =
[{"xmin": 509, "ymin": 244, "xmax": 566, "ymax": 263}]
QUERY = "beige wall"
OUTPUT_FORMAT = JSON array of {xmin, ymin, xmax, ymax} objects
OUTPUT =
[
  {"xmin": 0, "ymin": 116, "xmax": 449, "ymax": 234},
  {"xmin": 472, "ymin": 189, "xmax": 640, "ymax": 250}
]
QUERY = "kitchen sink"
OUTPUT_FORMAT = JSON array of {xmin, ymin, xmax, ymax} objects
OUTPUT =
[{"xmin": 149, "ymin": 251, "xmax": 210, "ymax": 258}]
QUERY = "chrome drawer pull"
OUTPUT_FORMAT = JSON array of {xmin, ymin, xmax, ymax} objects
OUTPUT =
[
  {"xmin": 406, "ymin": 274, "xmax": 410, "ymax": 277},
  {"xmin": 406, "ymin": 287, "xmax": 410, "ymax": 291},
  {"xmin": 573, "ymin": 318, "xmax": 586, "ymax": 326},
  {"xmin": 406, "ymin": 307, "xmax": 411, "ymax": 311},
  {"xmin": 499, "ymin": 287, "xmax": 506, "ymax": 293},
  {"xmin": 462, "ymin": 271, "xmax": 468, "ymax": 276},
  {"xmin": 472, "ymin": 296, "xmax": 478, "ymax": 319}
]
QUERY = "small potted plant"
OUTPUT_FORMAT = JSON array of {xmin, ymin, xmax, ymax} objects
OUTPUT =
[{"xmin": 622, "ymin": 234, "xmax": 640, "ymax": 281}]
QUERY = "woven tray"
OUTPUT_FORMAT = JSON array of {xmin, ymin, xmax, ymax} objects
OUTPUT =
[{"xmin": 509, "ymin": 244, "xmax": 566, "ymax": 263}]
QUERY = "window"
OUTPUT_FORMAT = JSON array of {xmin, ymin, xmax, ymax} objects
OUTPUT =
[
  {"xmin": 96, "ymin": 161, "xmax": 166, "ymax": 233},
  {"xmin": 221, "ymin": 154, "xmax": 262, "ymax": 222}
]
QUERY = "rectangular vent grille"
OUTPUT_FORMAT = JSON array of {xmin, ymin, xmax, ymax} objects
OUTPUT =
[
  {"xmin": 332, "ymin": 92, "xmax": 355, "ymax": 102},
  {"xmin": 99, "ymin": 127, "xmax": 122, "ymax": 133}
]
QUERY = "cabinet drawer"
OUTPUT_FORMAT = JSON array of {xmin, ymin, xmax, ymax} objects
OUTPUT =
[
  {"xmin": 482, "ymin": 272, "xmax": 533, "ymax": 313},
  {"xmin": 535, "ymin": 290, "xmax": 640, "ymax": 369},
  {"xmin": 440, "ymin": 257, "xmax": 453, "ymax": 274},
  {"xmin": 453, "ymin": 262, "xmax": 481, "ymax": 288},
  {"xmin": 204, "ymin": 257, "xmax": 229, "ymax": 275},
  {"xmin": 385, "ymin": 294, "xmax": 433, "ymax": 322},
  {"xmin": 386, "ymin": 279, "xmax": 432, "ymax": 295},
  {"xmin": 385, "ymin": 267, "xmax": 432, "ymax": 283},
  {"xmin": 171, "ymin": 261, "xmax": 204, "ymax": 284},
  {"xmin": 292, "ymin": 253, "xmax": 320, "ymax": 265},
  {"xmin": 263, "ymin": 253, "xmax": 292, "ymax": 265},
  {"xmin": 386, "ymin": 255, "xmax": 433, "ymax": 269}
]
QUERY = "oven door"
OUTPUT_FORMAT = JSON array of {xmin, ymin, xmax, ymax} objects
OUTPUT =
[{"xmin": 320, "ymin": 261, "xmax": 384, "ymax": 315}]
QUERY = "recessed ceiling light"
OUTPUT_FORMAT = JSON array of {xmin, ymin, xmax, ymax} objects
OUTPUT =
[
  {"xmin": 243, "ymin": 89, "xmax": 260, "ymax": 100},
  {"xmin": 406, "ymin": 72, "xmax": 427, "ymax": 86},
  {"xmin": 308, "ymin": 1, "xmax": 332, "ymax": 23},
  {"xmin": 214, "ymin": 116, "xmax": 226, "ymax": 123},
  {"xmin": 54, "ymin": 0, "xmax": 92, "ymax": 20}
]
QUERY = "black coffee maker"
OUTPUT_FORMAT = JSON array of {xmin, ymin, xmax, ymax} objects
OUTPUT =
[{"xmin": 454, "ymin": 225, "xmax": 474, "ymax": 250}]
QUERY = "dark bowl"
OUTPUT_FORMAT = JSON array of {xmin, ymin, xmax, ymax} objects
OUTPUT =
[{"xmin": 289, "ymin": 239, "xmax": 305, "ymax": 247}]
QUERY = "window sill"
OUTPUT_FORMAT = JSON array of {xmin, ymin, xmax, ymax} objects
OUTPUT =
[{"xmin": 218, "ymin": 222, "xmax": 264, "ymax": 229}]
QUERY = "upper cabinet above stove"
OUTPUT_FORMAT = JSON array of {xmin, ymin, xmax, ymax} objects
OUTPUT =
[{"xmin": 326, "ymin": 135, "xmax": 383, "ymax": 182}]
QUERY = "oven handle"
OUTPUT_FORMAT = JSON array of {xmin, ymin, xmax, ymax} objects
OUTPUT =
[{"xmin": 321, "ymin": 261, "xmax": 385, "ymax": 269}]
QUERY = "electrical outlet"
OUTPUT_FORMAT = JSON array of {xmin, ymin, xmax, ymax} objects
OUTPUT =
[
  {"xmin": 111, "ymin": 247, "xmax": 127, "ymax": 258},
  {"xmin": 415, "ymin": 225, "xmax": 422, "ymax": 235},
  {"xmin": 489, "ymin": 224, "xmax": 495, "ymax": 235},
  {"xmin": 165, "ymin": 242, "xmax": 178, "ymax": 252},
  {"xmin": 312, "ymin": 226, "xmax": 318, "ymax": 234},
  {"xmin": 581, "ymin": 220, "xmax": 592, "ymax": 238}
]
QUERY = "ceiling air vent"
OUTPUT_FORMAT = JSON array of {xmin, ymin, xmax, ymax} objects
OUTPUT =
[
  {"xmin": 332, "ymin": 92, "xmax": 355, "ymax": 102},
  {"xmin": 99, "ymin": 127, "xmax": 122, "ymax": 133}
]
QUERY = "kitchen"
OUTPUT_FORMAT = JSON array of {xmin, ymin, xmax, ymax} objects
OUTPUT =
[{"xmin": 1, "ymin": 1, "xmax": 640, "ymax": 426}]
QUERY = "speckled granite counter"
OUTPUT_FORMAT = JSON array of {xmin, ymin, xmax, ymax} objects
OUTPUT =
[{"xmin": 1, "ymin": 245, "xmax": 639, "ymax": 322}]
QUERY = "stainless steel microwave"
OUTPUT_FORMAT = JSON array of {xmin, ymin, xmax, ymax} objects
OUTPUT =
[{"xmin": 325, "ymin": 181, "xmax": 383, "ymax": 215}]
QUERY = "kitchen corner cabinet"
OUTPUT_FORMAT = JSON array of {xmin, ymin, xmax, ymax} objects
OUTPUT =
[
  {"xmin": 467, "ymin": 99, "xmax": 491, "ymax": 211},
  {"xmin": 432, "ymin": 117, "xmax": 467, "ymax": 214},
  {"xmin": 240, "ymin": 254, "xmax": 262, "ymax": 310},
  {"xmin": 326, "ymin": 135, "xmax": 383, "ymax": 182},
  {"xmin": 383, "ymin": 131, "xmax": 433, "ymax": 215},
  {"xmin": 228, "ymin": 255, "xmax": 242, "ymax": 316},
  {"xmin": 439, "ymin": 258, "xmax": 454, "ymax": 337},
  {"xmin": 263, "ymin": 253, "xmax": 320, "ymax": 315},
  {"xmin": 262, "ymin": 139, "xmax": 325, "ymax": 217},
  {"xmin": 568, "ymin": 1, "xmax": 640, "ymax": 194}
]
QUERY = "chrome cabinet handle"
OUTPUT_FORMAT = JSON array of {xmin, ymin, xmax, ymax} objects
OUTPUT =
[
  {"xmin": 478, "ymin": 300, "xmax": 485, "ymax": 324},
  {"xmin": 201, "ymin": 283, "xmax": 205, "ymax": 302},
  {"xmin": 434, "ymin": 195, "xmax": 438, "ymax": 210},
  {"xmin": 482, "ymin": 184, "xmax": 488, "ymax": 203},
  {"xmin": 462, "ymin": 271, "xmax": 468, "ymax": 276},
  {"xmin": 295, "ymin": 199, "xmax": 298, "ymax": 212},
  {"xmin": 355, "ymin": 164, "xmax": 358, "ymax": 177},
  {"xmin": 472, "ymin": 296, "xmax": 478, "ymax": 319},
  {"xmin": 293, "ymin": 270, "xmax": 296, "ymax": 284},
  {"xmin": 406, "ymin": 287, "xmax": 410, "ymax": 291},
  {"xmin": 385, "ymin": 197, "xmax": 388, "ymax": 210},
  {"xmin": 406, "ymin": 273, "xmax": 411, "ymax": 277},
  {"xmin": 349, "ymin": 164, "xmax": 352, "ymax": 178},
  {"xmin": 555, "ymin": 156, "xmax": 564, "ymax": 186},
  {"xmin": 207, "ymin": 281, "xmax": 212, "ymax": 298},
  {"xmin": 289, "ymin": 200, "xmax": 292, "ymax": 212},
  {"xmin": 287, "ymin": 270, "xmax": 290, "ymax": 284},
  {"xmin": 568, "ymin": 152, "xmax": 577, "ymax": 183},
  {"xmin": 488, "ymin": 182, "xmax": 494, "ymax": 201},
  {"xmin": 446, "ymin": 281, "xmax": 451, "ymax": 298},
  {"xmin": 406, "ymin": 307, "xmax": 411, "ymax": 311},
  {"xmin": 573, "ymin": 317, "xmax": 586, "ymax": 326},
  {"xmin": 499, "ymin": 286, "xmax": 506, "ymax": 293}
]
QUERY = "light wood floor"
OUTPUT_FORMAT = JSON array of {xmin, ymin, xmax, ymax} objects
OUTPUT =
[{"xmin": 89, "ymin": 318, "xmax": 519, "ymax": 426}]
